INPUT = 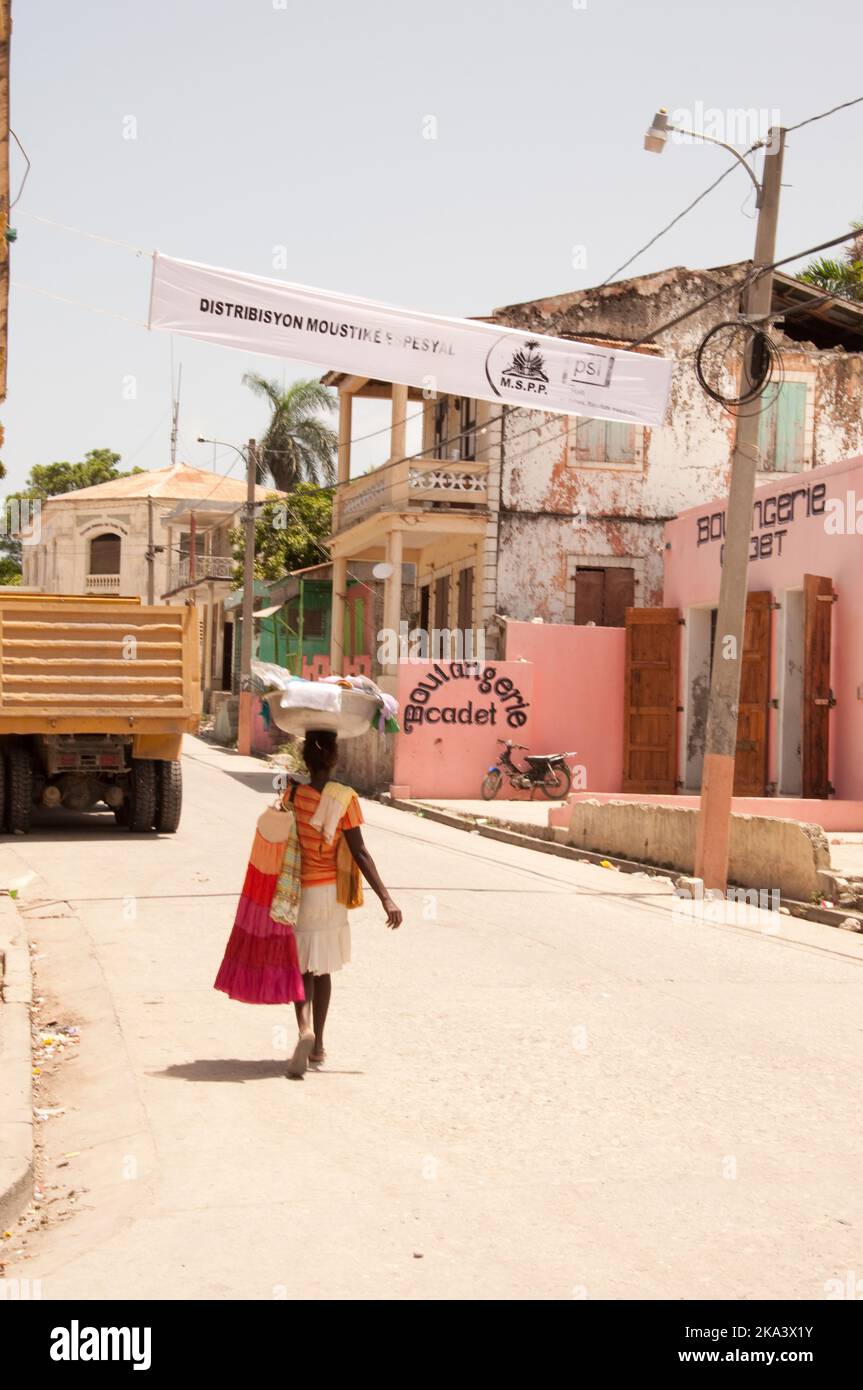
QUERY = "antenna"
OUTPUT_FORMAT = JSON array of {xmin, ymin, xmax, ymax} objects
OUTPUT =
[{"xmin": 170, "ymin": 361, "xmax": 183, "ymax": 465}]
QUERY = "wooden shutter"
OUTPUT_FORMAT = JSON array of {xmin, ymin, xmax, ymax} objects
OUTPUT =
[
  {"xmin": 419, "ymin": 584, "xmax": 430, "ymax": 631},
  {"xmin": 758, "ymin": 381, "xmax": 807, "ymax": 473},
  {"xmin": 604, "ymin": 567, "xmax": 635, "ymax": 627},
  {"xmin": 622, "ymin": 608, "xmax": 680, "ymax": 793},
  {"xmin": 434, "ymin": 575, "xmax": 450, "ymax": 627},
  {"xmin": 457, "ymin": 567, "xmax": 474, "ymax": 630},
  {"xmin": 574, "ymin": 568, "xmax": 604, "ymax": 625},
  {"xmin": 774, "ymin": 382, "xmax": 807, "ymax": 473},
  {"xmin": 605, "ymin": 422, "xmax": 637, "ymax": 466},
  {"xmin": 733, "ymin": 591, "xmax": 771, "ymax": 795},
  {"xmin": 574, "ymin": 417, "xmax": 607, "ymax": 463},
  {"xmin": 802, "ymin": 574, "xmax": 834, "ymax": 798}
]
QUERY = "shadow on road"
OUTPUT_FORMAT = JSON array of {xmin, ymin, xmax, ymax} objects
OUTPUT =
[{"xmin": 155, "ymin": 1059, "xmax": 364, "ymax": 1083}]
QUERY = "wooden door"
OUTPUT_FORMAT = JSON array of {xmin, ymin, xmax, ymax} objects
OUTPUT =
[
  {"xmin": 802, "ymin": 574, "xmax": 834, "ymax": 798},
  {"xmin": 733, "ymin": 591, "xmax": 771, "ymax": 795},
  {"xmin": 622, "ymin": 608, "xmax": 680, "ymax": 793}
]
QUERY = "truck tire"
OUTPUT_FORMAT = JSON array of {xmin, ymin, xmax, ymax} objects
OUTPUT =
[
  {"xmin": 126, "ymin": 759, "xmax": 157, "ymax": 833},
  {"xmin": 155, "ymin": 760, "xmax": 182, "ymax": 833},
  {"xmin": 7, "ymin": 744, "xmax": 34, "ymax": 834}
]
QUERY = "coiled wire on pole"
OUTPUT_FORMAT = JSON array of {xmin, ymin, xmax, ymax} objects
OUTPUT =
[{"xmin": 694, "ymin": 319, "xmax": 782, "ymax": 408}]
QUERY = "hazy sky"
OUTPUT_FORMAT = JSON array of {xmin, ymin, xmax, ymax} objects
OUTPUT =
[{"xmin": 3, "ymin": 0, "xmax": 861, "ymax": 491}]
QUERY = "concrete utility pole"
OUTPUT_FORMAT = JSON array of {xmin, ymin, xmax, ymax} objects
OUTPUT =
[
  {"xmin": 146, "ymin": 495, "xmax": 155, "ymax": 604},
  {"xmin": 237, "ymin": 438, "xmax": 258, "ymax": 756},
  {"xmin": 0, "ymin": 0, "xmax": 12, "ymax": 407},
  {"xmin": 694, "ymin": 127, "xmax": 786, "ymax": 890}
]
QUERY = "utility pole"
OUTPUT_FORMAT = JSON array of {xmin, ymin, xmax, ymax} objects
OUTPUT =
[
  {"xmin": 237, "ymin": 438, "xmax": 257, "ymax": 756},
  {"xmin": 146, "ymin": 495, "xmax": 155, "ymax": 604},
  {"xmin": 169, "ymin": 363, "xmax": 182, "ymax": 466},
  {"xmin": 0, "ymin": 0, "xmax": 12, "ymax": 408},
  {"xmin": 694, "ymin": 127, "xmax": 786, "ymax": 890}
]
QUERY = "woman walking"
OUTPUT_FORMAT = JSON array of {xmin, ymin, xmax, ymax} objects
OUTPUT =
[{"xmin": 286, "ymin": 728, "xmax": 402, "ymax": 1076}]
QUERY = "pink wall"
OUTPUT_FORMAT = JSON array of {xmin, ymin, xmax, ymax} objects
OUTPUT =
[
  {"xmin": 390, "ymin": 625, "xmax": 626, "ymax": 799},
  {"xmin": 505, "ymin": 621, "xmax": 625, "ymax": 793},
  {"xmin": 393, "ymin": 659, "xmax": 536, "ymax": 799},
  {"xmin": 664, "ymin": 454, "xmax": 863, "ymax": 800}
]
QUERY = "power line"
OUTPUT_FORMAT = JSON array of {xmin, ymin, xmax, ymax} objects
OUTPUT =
[
  {"xmin": 786, "ymin": 95, "xmax": 863, "ymax": 134},
  {"xmin": 600, "ymin": 153, "xmax": 754, "ymax": 288}
]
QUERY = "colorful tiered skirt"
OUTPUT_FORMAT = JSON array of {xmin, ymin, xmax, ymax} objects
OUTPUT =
[{"xmin": 214, "ymin": 816, "xmax": 305, "ymax": 1005}]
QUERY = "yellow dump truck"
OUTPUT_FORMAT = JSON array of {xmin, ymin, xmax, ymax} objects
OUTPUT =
[{"xmin": 0, "ymin": 592, "xmax": 201, "ymax": 833}]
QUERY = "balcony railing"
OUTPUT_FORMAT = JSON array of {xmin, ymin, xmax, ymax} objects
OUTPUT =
[
  {"xmin": 168, "ymin": 555, "xmax": 235, "ymax": 590},
  {"xmin": 337, "ymin": 456, "xmax": 489, "ymax": 530},
  {"xmin": 86, "ymin": 574, "xmax": 121, "ymax": 591}
]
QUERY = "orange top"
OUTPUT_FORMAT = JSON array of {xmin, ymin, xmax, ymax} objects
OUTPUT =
[{"xmin": 290, "ymin": 784, "xmax": 363, "ymax": 887}]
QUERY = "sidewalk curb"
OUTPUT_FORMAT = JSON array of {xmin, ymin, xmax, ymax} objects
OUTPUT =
[
  {"xmin": 377, "ymin": 796, "xmax": 863, "ymax": 936},
  {"xmin": 0, "ymin": 893, "xmax": 34, "ymax": 1233}
]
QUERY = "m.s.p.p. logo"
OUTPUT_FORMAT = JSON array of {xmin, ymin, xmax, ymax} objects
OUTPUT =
[{"xmin": 485, "ymin": 335, "xmax": 616, "ymax": 402}]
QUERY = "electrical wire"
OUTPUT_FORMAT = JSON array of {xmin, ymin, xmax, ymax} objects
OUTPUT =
[
  {"xmin": 8, "ymin": 129, "xmax": 32, "ymax": 209},
  {"xmin": 600, "ymin": 154, "xmax": 755, "ymax": 288},
  {"xmin": 786, "ymin": 95, "xmax": 863, "ymax": 133}
]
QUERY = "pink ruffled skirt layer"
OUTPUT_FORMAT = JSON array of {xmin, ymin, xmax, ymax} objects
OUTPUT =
[{"xmin": 214, "ymin": 865, "xmax": 305, "ymax": 1005}]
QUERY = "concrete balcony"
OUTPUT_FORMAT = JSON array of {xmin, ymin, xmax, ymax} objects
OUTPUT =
[
  {"xmin": 168, "ymin": 554, "xmax": 234, "ymax": 590},
  {"xmin": 86, "ymin": 573, "xmax": 121, "ymax": 591},
  {"xmin": 336, "ymin": 455, "xmax": 489, "ymax": 531}
]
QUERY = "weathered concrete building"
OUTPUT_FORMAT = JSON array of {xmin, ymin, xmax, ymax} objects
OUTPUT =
[
  {"xmin": 490, "ymin": 263, "xmax": 863, "ymax": 621},
  {"xmin": 324, "ymin": 263, "xmax": 863, "ymax": 682}
]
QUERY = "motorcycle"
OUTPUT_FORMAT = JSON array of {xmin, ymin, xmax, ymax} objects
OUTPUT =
[{"xmin": 481, "ymin": 739, "xmax": 577, "ymax": 801}]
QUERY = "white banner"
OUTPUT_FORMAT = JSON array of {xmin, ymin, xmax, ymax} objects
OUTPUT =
[{"xmin": 148, "ymin": 254, "xmax": 672, "ymax": 426}]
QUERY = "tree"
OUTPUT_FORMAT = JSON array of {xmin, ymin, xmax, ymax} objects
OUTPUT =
[
  {"xmin": 798, "ymin": 222, "xmax": 863, "ymax": 303},
  {"xmin": 229, "ymin": 483, "xmax": 334, "ymax": 584},
  {"xmin": 242, "ymin": 375, "xmax": 337, "ymax": 491},
  {"xmin": 1, "ymin": 448, "xmax": 144, "ymax": 577}
]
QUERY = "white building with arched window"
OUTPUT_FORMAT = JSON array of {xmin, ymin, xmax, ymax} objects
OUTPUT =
[{"xmin": 20, "ymin": 463, "xmax": 280, "ymax": 704}]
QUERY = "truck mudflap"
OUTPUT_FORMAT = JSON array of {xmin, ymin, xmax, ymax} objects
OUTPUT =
[{"xmin": 132, "ymin": 732, "xmax": 184, "ymax": 761}]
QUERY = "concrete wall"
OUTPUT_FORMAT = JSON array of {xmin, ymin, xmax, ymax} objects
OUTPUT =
[
  {"xmin": 557, "ymin": 798, "xmax": 830, "ymax": 901},
  {"xmin": 335, "ymin": 728, "xmax": 396, "ymax": 796},
  {"xmin": 504, "ymin": 619, "xmax": 625, "ymax": 792}
]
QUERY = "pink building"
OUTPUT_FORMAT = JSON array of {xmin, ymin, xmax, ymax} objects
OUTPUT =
[
  {"xmin": 664, "ymin": 453, "xmax": 862, "ymax": 808},
  {"xmin": 384, "ymin": 454, "xmax": 863, "ymax": 829}
]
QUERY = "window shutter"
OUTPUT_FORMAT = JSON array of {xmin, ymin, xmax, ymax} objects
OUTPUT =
[
  {"xmin": 604, "ymin": 566, "xmax": 635, "ymax": 626},
  {"xmin": 604, "ymin": 422, "xmax": 636, "ymax": 465},
  {"xmin": 574, "ymin": 416, "xmax": 607, "ymax": 462},
  {"xmin": 574, "ymin": 569, "xmax": 604, "ymax": 625},
  {"xmin": 774, "ymin": 381, "xmax": 807, "ymax": 473},
  {"xmin": 757, "ymin": 387, "xmax": 779, "ymax": 471}
]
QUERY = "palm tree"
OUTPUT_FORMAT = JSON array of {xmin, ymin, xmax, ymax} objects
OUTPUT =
[
  {"xmin": 242, "ymin": 374, "xmax": 338, "ymax": 490},
  {"xmin": 798, "ymin": 221, "xmax": 863, "ymax": 303}
]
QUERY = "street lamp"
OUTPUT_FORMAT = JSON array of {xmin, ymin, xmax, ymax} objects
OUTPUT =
[
  {"xmin": 197, "ymin": 435, "xmax": 259, "ymax": 757},
  {"xmin": 644, "ymin": 107, "xmax": 786, "ymax": 892},
  {"xmin": 644, "ymin": 108, "xmax": 763, "ymax": 202}
]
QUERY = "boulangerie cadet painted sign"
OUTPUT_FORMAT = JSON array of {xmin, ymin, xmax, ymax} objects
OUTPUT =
[{"xmin": 148, "ymin": 254, "xmax": 672, "ymax": 426}]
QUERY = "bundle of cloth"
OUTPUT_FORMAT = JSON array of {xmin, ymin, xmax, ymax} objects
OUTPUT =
[
  {"xmin": 265, "ymin": 672, "xmax": 400, "ymax": 739},
  {"xmin": 320, "ymin": 673, "xmax": 400, "ymax": 734}
]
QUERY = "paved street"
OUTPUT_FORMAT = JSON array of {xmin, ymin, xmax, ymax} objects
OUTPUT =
[{"xmin": 3, "ymin": 734, "xmax": 863, "ymax": 1301}]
